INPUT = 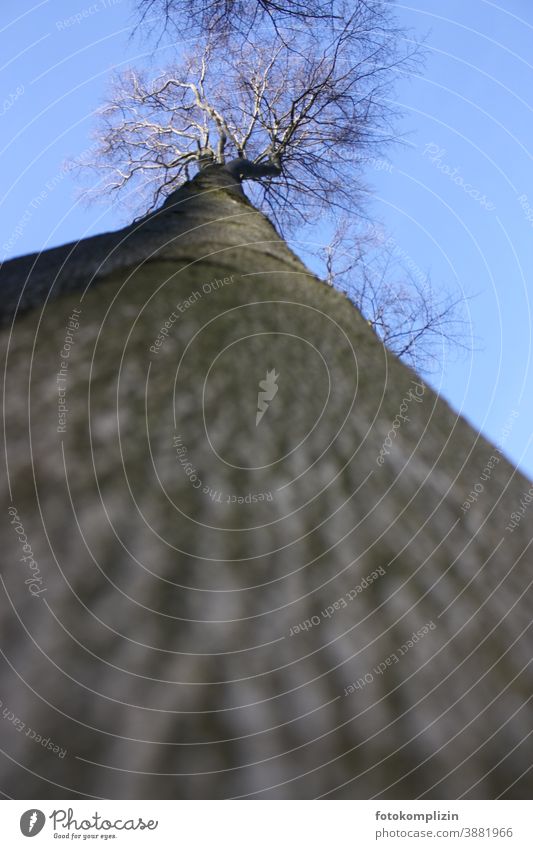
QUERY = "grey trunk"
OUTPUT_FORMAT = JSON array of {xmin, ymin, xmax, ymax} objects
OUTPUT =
[{"xmin": 1, "ymin": 166, "xmax": 532, "ymax": 799}]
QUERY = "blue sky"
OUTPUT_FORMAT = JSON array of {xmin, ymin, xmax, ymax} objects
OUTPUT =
[{"xmin": 1, "ymin": 0, "xmax": 532, "ymax": 479}]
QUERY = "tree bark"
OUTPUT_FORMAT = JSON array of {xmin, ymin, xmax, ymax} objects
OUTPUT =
[{"xmin": 1, "ymin": 166, "xmax": 532, "ymax": 799}]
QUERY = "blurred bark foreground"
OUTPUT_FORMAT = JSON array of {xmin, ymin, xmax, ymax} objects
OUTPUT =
[{"xmin": 1, "ymin": 166, "xmax": 532, "ymax": 799}]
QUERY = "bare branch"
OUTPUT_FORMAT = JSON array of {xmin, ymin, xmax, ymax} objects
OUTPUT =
[
  {"xmin": 309, "ymin": 216, "xmax": 473, "ymax": 371},
  {"xmin": 74, "ymin": 13, "xmax": 417, "ymax": 229},
  {"xmin": 133, "ymin": 0, "xmax": 343, "ymax": 44}
]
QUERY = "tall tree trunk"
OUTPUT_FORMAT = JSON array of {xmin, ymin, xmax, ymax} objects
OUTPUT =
[{"xmin": 1, "ymin": 167, "xmax": 532, "ymax": 799}]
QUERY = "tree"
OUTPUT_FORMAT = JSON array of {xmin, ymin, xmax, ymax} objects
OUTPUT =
[
  {"xmin": 311, "ymin": 217, "xmax": 470, "ymax": 371},
  {"xmin": 78, "ymin": 10, "xmax": 414, "ymax": 231},
  {"xmin": 135, "ymin": 0, "xmax": 379, "ymax": 43},
  {"xmin": 1, "ymin": 164, "xmax": 532, "ymax": 799},
  {"xmin": 4, "ymin": 0, "xmax": 525, "ymax": 804},
  {"xmin": 76, "ymin": 14, "xmax": 466, "ymax": 374}
]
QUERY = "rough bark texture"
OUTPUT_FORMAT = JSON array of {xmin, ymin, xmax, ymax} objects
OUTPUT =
[{"xmin": 1, "ymin": 166, "xmax": 532, "ymax": 799}]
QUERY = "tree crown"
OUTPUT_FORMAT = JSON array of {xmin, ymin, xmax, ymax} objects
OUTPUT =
[{"xmin": 79, "ymin": 5, "xmax": 414, "ymax": 230}]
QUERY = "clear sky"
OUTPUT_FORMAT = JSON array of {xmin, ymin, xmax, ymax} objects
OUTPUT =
[{"xmin": 1, "ymin": 0, "xmax": 532, "ymax": 480}]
